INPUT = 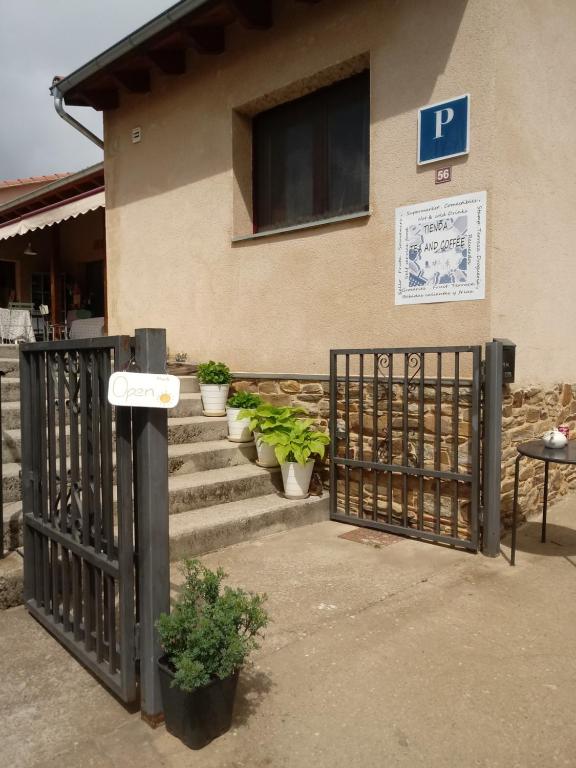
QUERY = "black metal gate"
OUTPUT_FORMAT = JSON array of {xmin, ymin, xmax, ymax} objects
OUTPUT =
[
  {"xmin": 329, "ymin": 346, "xmax": 482, "ymax": 550},
  {"xmin": 19, "ymin": 336, "xmax": 137, "ymax": 702}
]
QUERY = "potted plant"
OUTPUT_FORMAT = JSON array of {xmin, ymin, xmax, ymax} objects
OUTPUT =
[
  {"xmin": 197, "ymin": 361, "xmax": 232, "ymax": 416},
  {"xmin": 260, "ymin": 417, "xmax": 330, "ymax": 498},
  {"xmin": 238, "ymin": 403, "xmax": 307, "ymax": 468},
  {"xmin": 156, "ymin": 560, "xmax": 268, "ymax": 750},
  {"xmin": 226, "ymin": 391, "xmax": 262, "ymax": 442}
]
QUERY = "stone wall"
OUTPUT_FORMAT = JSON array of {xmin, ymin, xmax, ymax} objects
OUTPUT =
[
  {"xmin": 500, "ymin": 383, "xmax": 576, "ymax": 527},
  {"xmin": 233, "ymin": 377, "xmax": 576, "ymax": 536},
  {"xmin": 231, "ymin": 377, "xmax": 331, "ymax": 488},
  {"xmin": 231, "ymin": 376, "xmax": 476, "ymax": 539}
]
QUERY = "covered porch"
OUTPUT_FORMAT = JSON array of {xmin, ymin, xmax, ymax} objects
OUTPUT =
[{"xmin": 0, "ymin": 164, "xmax": 105, "ymax": 341}]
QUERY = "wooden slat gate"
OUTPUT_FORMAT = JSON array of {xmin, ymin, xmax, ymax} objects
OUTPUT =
[
  {"xmin": 20, "ymin": 336, "xmax": 138, "ymax": 702},
  {"xmin": 329, "ymin": 346, "xmax": 482, "ymax": 550}
]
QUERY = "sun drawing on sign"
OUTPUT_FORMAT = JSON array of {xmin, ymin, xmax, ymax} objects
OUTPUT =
[{"xmin": 159, "ymin": 392, "xmax": 172, "ymax": 404}]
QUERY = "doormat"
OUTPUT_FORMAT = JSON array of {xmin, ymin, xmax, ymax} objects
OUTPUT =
[{"xmin": 339, "ymin": 528, "xmax": 401, "ymax": 548}]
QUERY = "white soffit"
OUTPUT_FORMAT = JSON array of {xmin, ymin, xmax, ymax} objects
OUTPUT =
[{"xmin": 0, "ymin": 190, "xmax": 105, "ymax": 241}]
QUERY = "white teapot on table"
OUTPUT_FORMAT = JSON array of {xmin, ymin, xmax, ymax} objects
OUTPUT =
[{"xmin": 542, "ymin": 429, "xmax": 568, "ymax": 449}]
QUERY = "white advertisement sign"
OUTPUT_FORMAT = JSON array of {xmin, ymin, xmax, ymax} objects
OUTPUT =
[
  {"xmin": 108, "ymin": 372, "xmax": 180, "ymax": 409},
  {"xmin": 395, "ymin": 191, "xmax": 486, "ymax": 305}
]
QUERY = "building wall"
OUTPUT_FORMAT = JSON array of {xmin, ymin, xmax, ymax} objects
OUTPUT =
[
  {"xmin": 105, "ymin": 0, "xmax": 501, "ymax": 374},
  {"xmin": 490, "ymin": 0, "xmax": 576, "ymax": 385}
]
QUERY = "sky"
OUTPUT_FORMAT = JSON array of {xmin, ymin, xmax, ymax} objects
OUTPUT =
[{"xmin": 0, "ymin": 0, "xmax": 176, "ymax": 180}]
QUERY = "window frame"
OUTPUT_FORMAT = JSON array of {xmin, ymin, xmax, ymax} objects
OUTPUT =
[{"xmin": 251, "ymin": 70, "xmax": 370, "ymax": 235}]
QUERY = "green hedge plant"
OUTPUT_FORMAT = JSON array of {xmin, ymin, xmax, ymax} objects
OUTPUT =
[
  {"xmin": 197, "ymin": 361, "xmax": 232, "ymax": 385},
  {"xmin": 226, "ymin": 391, "xmax": 262, "ymax": 409},
  {"xmin": 156, "ymin": 560, "xmax": 269, "ymax": 693},
  {"xmin": 260, "ymin": 417, "xmax": 330, "ymax": 465}
]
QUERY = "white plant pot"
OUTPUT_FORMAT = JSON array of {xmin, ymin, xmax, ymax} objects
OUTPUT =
[
  {"xmin": 226, "ymin": 407, "xmax": 253, "ymax": 443},
  {"xmin": 200, "ymin": 383, "xmax": 229, "ymax": 416},
  {"xmin": 254, "ymin": 432, "xmax": 279, "ymax": 468},
  {"xmin": 281, "ymin": 460, "xmax": 314, "ymax": 499}
]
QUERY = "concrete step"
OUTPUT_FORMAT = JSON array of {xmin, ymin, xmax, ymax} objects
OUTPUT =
[
  {"xmin": 169, "ymin": 439, "xmax": 256, "ymax": 474},
  {"xmin": 0, "ymin": 392, "xmax": 203, "ymax": 430},
  {"xmin": 179, "ymin": 376, "xmax": 200, "ymax": 394},
  {"xmin": 2, "ymin": 439, "xmax": 256, "ymax": 505},
  {"xmin": 168, "ymin": 463, "xmax": 282, "ymax": 516},
  {"xmin": 0, "ymin": 345, "xmax": 18, "ymax": 359},
  {"xmin": 168, "ymin": 415, "xmax": 227, "ymax": 444},
  {"xmin": 1, "ymin": 463, "xmax": 20, "ymax": 503},
  {"xmin": 0, "ymin": 358, "xmax": 19, "ymax": 376},
  {"xmin": 0, "ymin": 401, "xmax": 21, "ymax": 430},
  {"xmin": 0, "ymin": 378, "xmax": 20, "ymax": 402},
  {"xmin": 2, "ymin": 463, "xmax": 295, "ymax": 546},
  {"xmin": 2, "ymin": 500, "xmax": 22, "ymax": 552},
  {"xmin": 0, "ymin": 372, "xmax": 197, "ymax": 405},
  {"xmin": 2, "ymin": 414, "xmax": 228, "ymax": 461},
  {"xmin": 169, "ymin": 493, "xmax": 330, "ymax": 559}
]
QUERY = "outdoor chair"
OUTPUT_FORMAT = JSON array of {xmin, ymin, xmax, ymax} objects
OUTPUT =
[{"xmin": 68, "ymin": 317, "xmax": 105, "ymax": 340}]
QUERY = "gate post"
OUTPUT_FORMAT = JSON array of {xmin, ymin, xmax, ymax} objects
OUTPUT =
[
  {"xmin": 483, "ymin": 340, "xmax": 504, "ymax": 557},
  {"xmin": 133, "ymin": 328, "xmax": 170, "ymax": 724}
]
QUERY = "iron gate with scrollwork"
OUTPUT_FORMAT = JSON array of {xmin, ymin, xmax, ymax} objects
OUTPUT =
[
  {"xmin": 19, "ymin": 336, "xmax": 138, "ymax": 702},
  {"xmin": 329, "ymin": 346, "xmax": 482, "ymax": 550}
]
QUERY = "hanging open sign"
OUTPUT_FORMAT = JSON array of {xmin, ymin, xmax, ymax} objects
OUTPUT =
[{"xmin": 108, "ymin": 372, "xmax": 180, "ymax": 408}]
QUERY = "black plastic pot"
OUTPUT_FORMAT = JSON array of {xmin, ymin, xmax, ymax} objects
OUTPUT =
[{"xmin": 158, "ymin": 656, "xmax": 239, "ymax": 750}]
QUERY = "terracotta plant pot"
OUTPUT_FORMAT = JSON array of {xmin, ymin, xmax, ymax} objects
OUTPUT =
[
  {"xmin": 200, "ymin": 383, "xmax": 229, "ymax": 416},
  {"xmin": 226, "ymin": 407, "xmax": 253, "ymax": 443},
  {"xmin": 158, "ymin": 656, "xmax": 239, "ymax": 750},
  {"xmin": 281, "ymin": 460, "xmax": 314, "ymax": 499},
  {"xmin": 254, "ymin": 432, "xmax": 279, "ymax": 467}
]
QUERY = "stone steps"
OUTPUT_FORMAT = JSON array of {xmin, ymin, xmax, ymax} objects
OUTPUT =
[
  {"xmin": 0, "ymin": 392, "xmax": 203, "ymax": 430},
  {"xmin": 169, "ymin": 493, "xmax": 329, "ymax": 560},
  {"xmin": 0, "ymin": 361, "xmax": 330, "ymax": 608},
  {"xmin": 0, "ymin": 378, "xmax": 20, "ymax": 402},
  {"xmin": 2, "ymin": 414, "xmax": 228, "ymax": 462},
  {"xmin": 0, "ymin": 345, "xmax": 18, "ymax": 358},
  {"xmin": 168, "ymin": 463, "xmax": 282, "ymax": 516},
  {"xmin": 0, "ymin": 358, "xmax": 19, "ymax": 376},
  {"xmin": 2, "ymin": 439, "xmax": 257, "ymax": 503}
]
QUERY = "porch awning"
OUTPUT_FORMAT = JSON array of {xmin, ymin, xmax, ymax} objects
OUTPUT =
[{"xmin": 0, "ymin": 188, "xmax": 105, "ymax": 241}]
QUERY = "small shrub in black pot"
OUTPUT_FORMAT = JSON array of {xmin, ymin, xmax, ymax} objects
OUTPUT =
[{"xmin": 156, "ymin": 559, "xmax": 269, "ymax": 750}]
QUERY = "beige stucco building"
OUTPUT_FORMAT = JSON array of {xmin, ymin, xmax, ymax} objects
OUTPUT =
[
  {"xmin": 50, "ymin": 0, "xmax": 576, "ymax": 524},
  {"xmin": 52, "ymin": 0, "xmax": 576, "ymax": 385}
]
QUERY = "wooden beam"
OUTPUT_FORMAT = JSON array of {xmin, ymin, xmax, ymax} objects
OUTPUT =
[
  {"xmin": 187, "ymin": 25, "xmax": 225, "ymax": 54},
  {"xmin": 147, "ymin": 48, "xmax": 187, "ymax": 75},
  {"xmin": 82, "ymin": 88, "xmax": 120, "ymax": 111},
  {"xmin": 228, "ymin": 0, "xmax": 272, "ymax": 29},
  {"xmin": 113, "ymin": 69, "xmax": 151, "ymax": 94}
]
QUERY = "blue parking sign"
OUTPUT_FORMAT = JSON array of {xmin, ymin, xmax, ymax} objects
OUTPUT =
[{"xmin": 418, "ymin": 94, "xmax": 470, "ymax": 165}]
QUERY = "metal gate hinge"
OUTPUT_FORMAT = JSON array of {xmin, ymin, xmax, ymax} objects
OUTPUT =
[{"xmin": 478, "ymin": 506, "xmax": 485, "ymax": 525}]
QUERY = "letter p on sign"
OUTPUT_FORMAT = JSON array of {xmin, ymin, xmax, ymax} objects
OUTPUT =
[{"xmin": 418, "ymin": 94, "xmax": 469, "ymax": 165}]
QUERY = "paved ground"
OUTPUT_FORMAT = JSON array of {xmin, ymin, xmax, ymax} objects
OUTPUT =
[{"xmin": 2, "ymin": 496, "xmax": 576, "ymax": 768}]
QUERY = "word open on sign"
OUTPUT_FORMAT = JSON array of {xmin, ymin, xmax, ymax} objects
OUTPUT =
[{"xmin": 108, "ymin": 371, "xmax": 180, "ymax": 409}]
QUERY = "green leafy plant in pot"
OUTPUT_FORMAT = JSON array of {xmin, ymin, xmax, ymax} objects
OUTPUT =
[
  {"xmin": 197, "ymin": 361, "xmax": 232, "ymax": 416},
  {"xmin": 226, "ymin": 391, "xmax": 262, "ymax": 443},
  {"xmin": 237, "ymin": 403, "xmax": 307, "ymax": 468},
  {"xmin": 156, "ymin": 560, "xmax": 268, "ymax": 750},
  {"xmin": 260, "ymin": 417, "xmax": 330, "ymax": 498}
]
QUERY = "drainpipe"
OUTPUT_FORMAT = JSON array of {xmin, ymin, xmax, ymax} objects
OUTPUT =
[{"xmin": 51, "ymin": 78, "xmax": 103, "ymax": 149}]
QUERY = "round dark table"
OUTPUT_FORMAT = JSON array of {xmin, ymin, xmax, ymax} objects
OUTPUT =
[{"xmin": 511, "ymin": 439, "xmax": 576, "ymax": 565}]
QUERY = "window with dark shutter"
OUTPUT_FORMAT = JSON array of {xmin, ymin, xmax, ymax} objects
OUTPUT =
[{"xmin": 253, "ymin": 71, "xmax": 370, "ymax": 233}]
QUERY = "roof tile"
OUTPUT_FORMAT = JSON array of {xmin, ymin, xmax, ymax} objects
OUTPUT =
[{"xmin": 0, "ymin": 172, "xmax": 71, "ymax": 188}]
